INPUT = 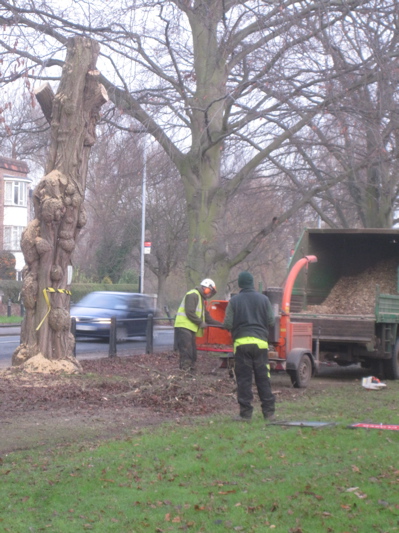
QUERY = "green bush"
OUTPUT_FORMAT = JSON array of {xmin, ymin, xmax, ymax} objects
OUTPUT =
[
  {"xmin": 70, "ymin": 283, "xmax": 139, "ymax": 304},
  {"xmin": 0, "ymin": 281, "xmax": 139, "ymax": 305},
  {"xmin": 0, "ymin": 251, "xmax": 16, "ymax": 280},
  {"xmin": 119, "ymin": 269, "xmax": 139, "ymax": 284},
  {"xmin": 0, "ymin": 280, "xmax": 23, "ymax": 303},
  {"xmin": 70, "ymin": 268, "xmax": 97, "ymax": 283}
]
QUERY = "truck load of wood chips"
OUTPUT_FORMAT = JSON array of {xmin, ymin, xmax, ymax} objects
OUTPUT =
[{"xmin": 303, "ymin": 258, "xmax": 398, "ymax": 315}]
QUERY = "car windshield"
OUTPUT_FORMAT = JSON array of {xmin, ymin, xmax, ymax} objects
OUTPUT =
[{"xmin": 76, "ymin": 293, "xmax": 129, "ymax": 310}]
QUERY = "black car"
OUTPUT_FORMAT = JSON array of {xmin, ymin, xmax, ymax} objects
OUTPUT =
[{"xmin": 71, "ymin": 292, "xmax": 156, "ymax": 340}]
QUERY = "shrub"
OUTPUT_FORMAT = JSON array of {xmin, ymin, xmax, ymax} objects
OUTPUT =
[
  {"xmin": 0, "ymin": 281, "xmax": 140, "ymax": 305},
  {"xmin": 0, "ymin": 251, "xmax": 16, "ymax": 280},
  {"xmin": 69, "ymin": 283, "xmax": 139, "ymax": 304}
]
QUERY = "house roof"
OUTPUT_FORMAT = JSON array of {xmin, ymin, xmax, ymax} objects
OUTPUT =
[{"xmin": 0, "ymin": 156, "xmax": 29, "ymax": 174}]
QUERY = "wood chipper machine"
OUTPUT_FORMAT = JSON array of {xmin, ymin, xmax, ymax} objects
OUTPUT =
[{"xmin": 196, "ymin": 255, "xmax": 318, "ymax": 388}]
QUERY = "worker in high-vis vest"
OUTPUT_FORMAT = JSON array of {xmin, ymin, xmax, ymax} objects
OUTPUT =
[
  {"xmin": 174, "ymin": 279, "xmax": 222, "ymax": 371},
  {"xmin": 222, "ymin": 271, "xmax": 275, "ymax": 423}
]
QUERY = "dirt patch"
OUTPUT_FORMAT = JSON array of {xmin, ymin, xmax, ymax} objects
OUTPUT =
[{"xmin": 0, "ymin": 351, "xmax": 367, "ymax": 455}]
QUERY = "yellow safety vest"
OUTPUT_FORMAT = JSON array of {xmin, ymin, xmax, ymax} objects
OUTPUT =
[
  {"xmin": 234, "ymin": 336, "xmax": 271, "ymax": 377},
  {"xmin": 174, "ymin": 289, "xmax": 204, "ymax": 336},
  {"xmin": 234, "ymin": 336, "xmax": 269, "ymax": 351}
]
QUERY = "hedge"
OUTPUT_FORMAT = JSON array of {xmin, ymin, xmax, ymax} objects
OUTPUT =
[
  {"xmin": 68, "ymin": 283, "xmax": 139, "ymax": 304},
  {"xmin": 0, "ymin": 281, "xmax": 139, "ymax": 305}
]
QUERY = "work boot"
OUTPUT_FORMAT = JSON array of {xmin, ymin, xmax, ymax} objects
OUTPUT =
[
  {"xmin": 231, "ymin": 415, "xmax": 252, "ymax": 422},
  {"xmin": 264, "ymin": 412, "xmax": 276, "ymax": 423}
]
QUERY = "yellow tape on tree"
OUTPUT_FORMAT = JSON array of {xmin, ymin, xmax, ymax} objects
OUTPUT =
[{"xmin": 36, "ymin": 287, "xmax": 72, "ymax": 331}]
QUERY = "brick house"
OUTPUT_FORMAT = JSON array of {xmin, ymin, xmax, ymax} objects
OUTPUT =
[{"xmin": 0, "ymin": 156, "xmax": 32, "ymax": 279}]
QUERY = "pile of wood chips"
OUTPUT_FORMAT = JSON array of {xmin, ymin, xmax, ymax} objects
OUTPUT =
[{"xmin": 305, "ymin": 258, "xmax": 398, "ymax": 315}]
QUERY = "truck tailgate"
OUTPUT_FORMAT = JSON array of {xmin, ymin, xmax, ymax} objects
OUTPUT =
[
  {"xmin": 290, "ymin": 313, "xmax": 375, "ymax": 342},
  {"xmin": 376, "ymin": 294, "xmax": 399, "ymax": 322}
]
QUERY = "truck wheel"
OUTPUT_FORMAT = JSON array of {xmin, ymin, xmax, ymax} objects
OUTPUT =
[
  {"xmin": 288, "ymin": 354, "xmax": 312, "ymax": 388},
  {"xmin": 383, "ymin": 339, "xmax": 399, "ymax": 380}
]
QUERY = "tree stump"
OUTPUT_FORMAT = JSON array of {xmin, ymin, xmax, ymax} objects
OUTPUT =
[{"xmin": 12, "ymin": 36, "xmax": 108, "ymax": 373}]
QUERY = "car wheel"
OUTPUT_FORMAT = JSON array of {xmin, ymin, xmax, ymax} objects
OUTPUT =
[{"xmin": 116, "ymin": 327, "xmax": 128, "ymax": 343}]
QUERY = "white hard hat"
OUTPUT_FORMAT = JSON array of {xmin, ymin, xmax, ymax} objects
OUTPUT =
[{"xmin": 200, "ymin": 278, "xmax": 216, "ymax": 292}]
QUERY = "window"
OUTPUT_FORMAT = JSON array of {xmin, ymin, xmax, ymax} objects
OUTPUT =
[
  {"xmin": 4, "ymin": 226, "xmax": 24, "ymax": 251},
  {"xmin": 4, "ymin": 180, "xmax": 27, "ymax": 206}
]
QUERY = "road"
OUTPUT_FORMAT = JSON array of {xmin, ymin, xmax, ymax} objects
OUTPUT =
[
  {"xmin": 0, "ymin": 326, "xmax": 370, "ymax": 382},
  {"xmin": 0, "ymin": 327, "xmax": 175, "ymax": 368}
]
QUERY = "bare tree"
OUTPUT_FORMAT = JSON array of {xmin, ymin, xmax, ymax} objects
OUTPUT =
[
  {"xmin": 0, "ymin": 0, "xmax": 392, "ymax": 293},
  {"xmin": 73, "ymin": 129, "xmax": 188, "ymax": 306},
  {"xmin": 144, "ymin": 147, "xmax": 188, "ymax": 308},
  {"xmin": 267, "ymin": 4, "xmax": 399, "ymax": 229},
  {"xmin": 12, "ymin": 36, "xmax": 107, "ymax": 370},
  {"xmin": 0, "ymin": 91, "xmax": 49, "ymax": 173},
  {"xmin": 75, "ymin": 126, "xmax": 143, "ymax": 283}
]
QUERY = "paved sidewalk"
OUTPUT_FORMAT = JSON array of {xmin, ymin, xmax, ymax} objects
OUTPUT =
[
  {"xmin": 0, "ymin": 324, "xmax": 21, "ymax": 336},
  {"xmin": 0, "ymin": 325, "xmax": 20, "ymax": 369}
]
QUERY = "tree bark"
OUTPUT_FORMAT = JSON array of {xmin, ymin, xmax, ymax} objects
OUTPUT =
[
  {"xmin": 12, "ymin": 36, "xmax": 108, "ymax": 371},
  {"xmin": 33, "ymin": 82, "xmax": 55, "ymax": 124}
]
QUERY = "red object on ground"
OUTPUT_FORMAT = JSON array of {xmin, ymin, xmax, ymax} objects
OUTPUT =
[{"xmin": 349, "ymin": 423, "xmax": 399, "ymax": 431}]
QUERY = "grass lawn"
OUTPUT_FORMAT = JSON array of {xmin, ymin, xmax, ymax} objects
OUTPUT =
[
  {"xmin": 1, "ymin": 378, "xmax": 398, "ymax": 532},
  {"xmin": 0, "ymin": 315, "xmax": 22, "ymax": 324}
]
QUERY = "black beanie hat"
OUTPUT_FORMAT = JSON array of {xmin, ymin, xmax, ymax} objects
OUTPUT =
[{"xmin": 238, "ymin": 271, "xmax": 254, "ymax": 289}]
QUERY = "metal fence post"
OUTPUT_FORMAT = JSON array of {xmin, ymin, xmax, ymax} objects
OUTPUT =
[
  {"xmin": 164, "ymin": 305, "xmax": 174, "ymax": 325},
  {"xmin": 20, "ymin": 302, "xmax": 25, "ymax": 317},
  {"xmin": 109, "ymin": 317, "xmax": 117, "ymax": 357},
  {"xmin": 7, "ymin": 298, "xmax": 11, "ymax": 317},
  {"xmin": 146, "ymin": 313, "xmax": 153, "ymax": 354},
  {"xmin": 70, "ymin": 317, "xmax": 77, "ymax": 357}
]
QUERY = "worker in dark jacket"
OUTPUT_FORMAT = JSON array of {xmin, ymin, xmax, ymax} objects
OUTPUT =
[
  {"xmin": 223, "ymin": 271, "xmax": 275, "ymax": 422},
  {"xmin": 174, "ymin": 279, "xmax": 222, "ymax": 371}
]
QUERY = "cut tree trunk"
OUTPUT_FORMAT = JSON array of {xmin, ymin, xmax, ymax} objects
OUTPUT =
[{"xmin": 12, "ymin": 36, "xmax": 108, "ymax": 373}]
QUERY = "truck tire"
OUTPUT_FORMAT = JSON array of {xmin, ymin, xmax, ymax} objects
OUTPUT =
[
  {"xmin": 384, "ymin": 339, "xmax": 399, "ymax": 380},
  {"xmin": 288, "ymin": 353, "xmax": 312, "ymax": 388}
]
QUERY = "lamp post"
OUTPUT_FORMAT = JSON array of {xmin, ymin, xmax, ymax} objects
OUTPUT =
[{"xmin": 140, "ymin": 138, "xmax": 147, "ymax": 294}]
